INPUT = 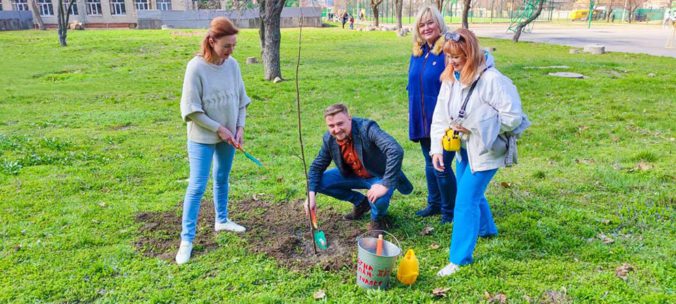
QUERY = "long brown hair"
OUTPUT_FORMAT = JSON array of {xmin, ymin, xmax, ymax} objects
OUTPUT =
[
  {"xmin": 200, "ymin": 17, "xmax": 239, "ymax": 64},
  {"xmin": 440, "ymin": 28, "xmax": 485, "ymax": 85}
]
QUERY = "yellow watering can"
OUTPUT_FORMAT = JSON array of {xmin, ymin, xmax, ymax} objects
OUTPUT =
[{"xmin": 396, "ymin": 249, "xmax": 419, "ymax": 286}]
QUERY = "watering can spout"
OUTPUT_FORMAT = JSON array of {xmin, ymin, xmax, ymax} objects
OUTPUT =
[{"xmin": 396, "ymin": 249, "xmax": 419, "ymax": 286}]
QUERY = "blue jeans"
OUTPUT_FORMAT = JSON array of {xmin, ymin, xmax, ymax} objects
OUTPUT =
[
  {"xmin": 181, "ymin": 140, "xmax": 235, "ymax": 242},
  {"xmin": 449, "ymin": 148, "xmax": 498, "ymax": 266},
  {"xmin": 317, "ymin": 168, "xmax": 395, "ymax": 220},
  {"xmin": 420, "ymin": 138, "xmax": 457, "ymax": 217}
]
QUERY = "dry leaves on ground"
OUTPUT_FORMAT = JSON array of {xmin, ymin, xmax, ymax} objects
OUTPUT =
[
  {"xmin": 313, "ymin": 289, "xmax": 326, "ymax": 300},
  {"xmin": 575, "ymin": 158, "xmax": 595, "ymax": 165},
  {"xmin": 616, "ymin": 263, "xmax": 635, "ymax": 280},
  {"xmin": 499, "ymin": 182, "xmax": 512, "ymax": 188},
  {"xmin": 484, "ymin": 291, "xmax": 508, "ymax": 303},
  {"xmin": 597, "ymin": 233, "xmax": 615, "ymax": 244},
  {"xmin": 429, "ymin": 243, "xmax": 440, "ymax": 250},
  {"xmin": 636, "ymin": 161, "xmax": 652, "ymax": 171},
  {"xmin": 540, "ymin": 289, "xmax": 571, "ymax": 304},
  {"xmin": 421, "ymin": 225, "xmax": 434, "ymax": 236},
  {"xmin": 432, "ymin": 287, "xmax": 451, "ymax": 298}
]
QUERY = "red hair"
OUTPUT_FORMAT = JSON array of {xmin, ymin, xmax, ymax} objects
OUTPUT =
[
  {"xmin": 200, "ymin": 17, "xmax": 239, "ymax": 64},
  {"xmin": 440, "ymin": 28, "xmax": 485, "ymax": 85}
]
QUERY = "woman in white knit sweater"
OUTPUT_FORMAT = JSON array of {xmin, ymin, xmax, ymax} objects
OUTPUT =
[{"xmin": 176, "ymin": 17, "xmax": 251, "ymax": 265}]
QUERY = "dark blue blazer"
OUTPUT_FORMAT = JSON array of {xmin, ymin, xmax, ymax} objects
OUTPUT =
[{"xmin": 308, "ymin": 117, "xmax": 413, "ymax": 195}]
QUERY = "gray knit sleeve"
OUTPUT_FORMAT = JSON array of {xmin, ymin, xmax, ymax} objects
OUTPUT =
[
  {"xmin": 187, "ymin": 112, "xmax": 220, "ymax": 133},
  {"xmin": 180, "ymin": 58, "xmax": 204, "ymax": 122}
]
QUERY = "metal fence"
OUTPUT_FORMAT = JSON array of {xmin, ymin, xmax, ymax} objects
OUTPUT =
[
  {"xmin": 137, "ymin": 7, "xmax": 323, "ymax": 29},
  {"xmin": 0, "ymin": 11, "xmax": 33, "ymax": 31}
]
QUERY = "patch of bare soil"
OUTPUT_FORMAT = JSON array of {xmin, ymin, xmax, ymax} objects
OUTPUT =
[
  {"xmin": 135, "ymin": 201, "xmax": 219, "ymax": 261},
  {"xmin": 135, "ymin": 199, "xmax": 378, "ymax": 271}
]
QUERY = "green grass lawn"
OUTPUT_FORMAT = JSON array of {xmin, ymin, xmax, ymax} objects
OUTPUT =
[{"xmin": 0, "ymin": 27, "xmax": 674, "ymax": 303}]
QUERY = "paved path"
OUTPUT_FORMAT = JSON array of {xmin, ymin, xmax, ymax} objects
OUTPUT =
[{"xmin": 468, "ymin": 23, "xmax": 676, "ymax": 58}]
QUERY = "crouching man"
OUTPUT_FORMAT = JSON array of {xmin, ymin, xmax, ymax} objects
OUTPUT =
[{"xmin": 306, "ymin": 104, "xmax": 413, "ymax": 231}]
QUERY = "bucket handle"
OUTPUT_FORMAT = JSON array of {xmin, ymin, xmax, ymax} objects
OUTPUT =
[{"xmin": 357, "ymin": 230, "xmax": 401, "ymax": 256}]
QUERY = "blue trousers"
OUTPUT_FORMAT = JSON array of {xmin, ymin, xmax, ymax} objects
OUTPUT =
[
  {"xmin": 420, "ymin": 138, "xmax": 457, "ymax": 217},
  {"xmin": 181, "ymin": 140, "xmax": 235, "ymax": 242},
  {"xmin": 317, "ymin": 168, "xmax": 395, "ymax": 220},
  {"xmin": 449, "ymin": 148, "xmax": 498, "ymax": 265}
]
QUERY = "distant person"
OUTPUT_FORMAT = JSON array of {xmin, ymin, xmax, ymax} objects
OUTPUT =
[
  {"xmin": 663, "ymin": 9, "xmax": 674, "ymax": 28},
  {"xmin": 430, "ymin": 29, "xmax": 529, "ymax": 276},
  {"xmin": 342, "ymin": 12, "xmax": 349, "ymax": 29},
  {"xmin": 349, "ymin": 15, "xmax": 355, "ymax": 30},
  {"xmin": 306, "ymin": 104, "xmax": 413, "ymax": 231},
  {"xmin": 407, "ymin": 5, "xmax": 456, "ymax": 223},
  {"xmin": 176, "ymin": 16, "xmax": 251, "ymax": 265}
]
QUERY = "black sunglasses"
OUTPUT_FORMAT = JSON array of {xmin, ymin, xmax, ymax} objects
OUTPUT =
[{"xmin": 444, "ymin": 32, "xmax": 462, "ymax": 42}]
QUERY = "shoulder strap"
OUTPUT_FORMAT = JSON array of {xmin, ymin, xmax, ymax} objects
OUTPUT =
[{"xmin": 458, "ymin": 67, "xmax": 489, "ymax": 119}]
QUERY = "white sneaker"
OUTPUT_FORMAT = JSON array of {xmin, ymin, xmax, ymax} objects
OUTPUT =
[
  {"xmin": 436, "ymin": 263, "xmax": 460, "ymax": 277},
  {"xmin": 175, "ymin": 241, "xmax": 193, "ymax": 265},
  {"xmin": 215, "ymin": 219, "xmax": 246, "ymax": 233}
]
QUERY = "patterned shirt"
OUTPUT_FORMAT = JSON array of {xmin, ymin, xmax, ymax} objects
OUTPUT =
[{"xmin": 337, "ymin": 136, "xmax": 372, "ymax": 178}]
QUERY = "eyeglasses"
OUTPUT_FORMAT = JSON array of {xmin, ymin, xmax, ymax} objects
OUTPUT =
[{"xmin": 444, "ymin": 32, "xmax": 462, "ymax": 42}]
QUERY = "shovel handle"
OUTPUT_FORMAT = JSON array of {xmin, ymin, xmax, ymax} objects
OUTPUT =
[{"xmin": 376, "ymin": 234, "xmax": 384, "ymax": 256}]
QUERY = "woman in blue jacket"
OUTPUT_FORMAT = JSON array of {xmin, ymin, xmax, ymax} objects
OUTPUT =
[{"xmin": 407, "ymin": 5, "xmax": 456, "ymax": 223}]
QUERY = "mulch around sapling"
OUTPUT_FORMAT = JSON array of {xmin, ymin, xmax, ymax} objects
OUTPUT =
[{"xmin": 134, "ymin": 198, "xmax": 393, "ymax": 271}]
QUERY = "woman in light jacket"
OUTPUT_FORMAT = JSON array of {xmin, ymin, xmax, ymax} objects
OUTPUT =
[
  {"xmin": 176, "ymin": 17, "xmax": 251, "ymax": 265},
  {"xmin": 407, "ymin": 5, "xmax": 456, "ymax": 223},
  {"xmin": 430, "ymin": 29, "xmax": 526, "ymax": 276}
]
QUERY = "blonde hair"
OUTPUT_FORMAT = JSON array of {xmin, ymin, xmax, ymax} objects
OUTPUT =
[
  {"xmin": 412, "ymin": 5, "xmax": 448, "ymax": 46},
  {"xmin": 440, "ymin": 28, "xmax": 485, "ymax": 85},
  {"xmin": 324, "ymin": 103, "xmax": 350, "ymax": 118},
  {"xmin": 200, "ymin": 17, "xmax": 239, "ymax": 64}
]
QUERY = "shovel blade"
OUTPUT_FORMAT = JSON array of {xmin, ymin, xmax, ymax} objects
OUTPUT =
[
  {"xmin": 243, "ymin": 151, "xmax": 264, "ymax": 167},
  {"xmin": 314, "ymin": 230, "xmax": 328, "ymax": 250}
]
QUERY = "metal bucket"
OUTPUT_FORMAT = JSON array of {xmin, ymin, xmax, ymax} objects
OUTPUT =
[{"xmin": 356, "ymin": 230, "xmax": 401, "ymax": 290}]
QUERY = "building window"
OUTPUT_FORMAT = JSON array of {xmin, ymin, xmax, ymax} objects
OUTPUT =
[
  {"xmin": 0, "ymin": 0, "xmax": 3, "ymax": 11},
  {"xmin": 134, "ymin": 0, "xmax": 148, "ymax": 10},
  {"xmin": 12, "ymin": 0, "xmax": 29, "ymax": 11},
  {"xmin": 157, "ymin": 0, "xmax": 171, "ymax": 10},
  {"xmin": 37, "ymin": 0, "xmax": 54, "ymax": 16},
  {"xmin": 110, "ymin": 0, "xmax": 125, "ymax": 15},
  {"xmin": 63, "ymin": 1, "xmax": 78, "ymax": 15},
  {"xmin": 86, "ymin": 0, "xmax": 101, "ymax": 15}
]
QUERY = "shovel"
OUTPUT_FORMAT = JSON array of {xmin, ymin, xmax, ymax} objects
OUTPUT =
[
  {"xmin": 235, "ymin": 146, "xmax": 264, "ymax": 167},
  {"xmin": 306, "ymin": 199, "xmax": 328, "ymax": 251}
]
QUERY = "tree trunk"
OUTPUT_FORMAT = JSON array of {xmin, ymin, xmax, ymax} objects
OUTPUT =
[
  {"xmin": 462, "ymin": 0, "xmax": 472, "ymax": 29},
  {"xmin": 371, "ymin": 0, "xmax": 383, "ymax": 27},
  {"xmin": 434, "ymin": 0, "xmax": 444, "ymax": 12},
  {"xmin": 29, "ymin": 0, "xmax": 45, "ymax": 30},
  {"xmin": 606, "ymin": 0, "xmax": 613, "ymax": 22},
  {"xmin": 57, "ymin": 0, "xmax": 75, "ymax": 46},
  {"xmin": 395, "ymin": 0, "xmax": 403, "ymax": 30},
  {"xmin": 259, "ymin": 4, "xmax": 265, "ymax": 57},
  {"xmin": 512, "ymin": 0, "xmax": 545, "ymax": 42},
  {"xmin": 628, "ymin": 6, "xmax": 635, "ymax": 23},
  {"xmin": 373, "ymin": 6, "xmax": 380, "ymax": 27},
  {"xmin": 259, "ymin": 0, "xmax": 285, "ymax": 81}
]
